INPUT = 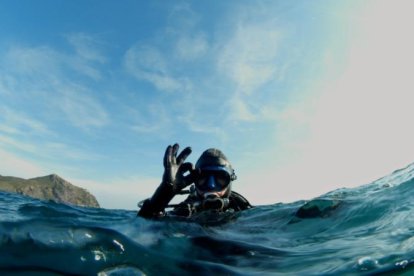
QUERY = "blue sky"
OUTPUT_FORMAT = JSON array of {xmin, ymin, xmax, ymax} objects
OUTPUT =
[{"xmin": 1, "ymin": 0, "xmax": 414, "ymax": 209}]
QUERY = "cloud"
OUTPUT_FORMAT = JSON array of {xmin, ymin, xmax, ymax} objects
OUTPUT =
[
  {"xmin": 175, "ymin": 33, "xmax": 208, "ymax": 61},
  {"xmin": 0, "ymin": 135, "xmax": 38, "ymax": 154},
  {"xmin": 0, "ymin": 131, "xmax": 102, "ymax": 165},
  {"xmin": 3, "ymin": 32, "xmax": 106, "ymax": 81},
  {"xmin": 217, "ymin": 23, "xmax": 281, "ymax": 95},
  {"xmin": 240, "ymin": 0, "xmax": 414, "ymax": 204},
  {"xmin": 0, "ymin": 75, "xmax": 14, "ymax": 96},
  {"xmin": 65, "ymin": 33, "xmax": 107, "ymax": 80},
  {"xmin": 302, "ymin": 0, "xmax": 414, "ymax": 171},
  {"xmin": 167, "ymin": 2, "xmax": 200, "ymax": 30},
  {"xmin": 1, "ymin": 41, "xmax": 110, "ymax": 131},
  {"xmin": 124, "ymin": 4, "xmax": 207, "ymax": 92},
  {"xmin": 0, "ymin": 148, "xmax": 46, "ymax": 178},
  {"xmin": 167, "ymin": 4, "xmax": 209, "ymax": 61},
  {"xmin": 58, "ymin": 85, "xmax": 109, "ymax": 129},
  {"xmin": 227, "ymin": 96, "xmax": 256, "ymax": 122},
  {"xmin": 0, "ymin": 106, "xmax": 53, "ymax": 136},
  {"xmin": 124, "ymin": 44, "xmax": 185, "ymax": 92},
  {"xmin": 44, "ymin": 142, "xmax": 104, "ymax": 161},
  {"xmin": 5, "ymin": 45, "xmax": 61, "ymax": 78},
  {"xmin": 0, "ymin": 33, "xmax": 112, "ymax": 193},
  {"xmin": 73, "ymin": 176, "xmax": 161, "ymax": 209},
  {"xmin": 129, "ymin": 104, "xmax": 171, "ymax": 134},
  {"xmin": 178, "ymin": 113, "xmax": 226, "ymax": 139},
  {"xmin": 66, "ymin": 33, "xmax": 106, "ymax": 63},
  {"xmin": 214, "ymin": 17, "xmax": 284, "ymax": 125},
  {"xmin": 185, "ymin": 0, "xmax": 414, "ymax": 207}
]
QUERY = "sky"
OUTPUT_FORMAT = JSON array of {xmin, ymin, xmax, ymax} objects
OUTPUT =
[{"xmin": 1, "ymin": 0, "xmax": 414, "ymax": 209}]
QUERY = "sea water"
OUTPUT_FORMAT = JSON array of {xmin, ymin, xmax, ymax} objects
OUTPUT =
[{"xmin": 2, "ymin": 164, "xmax": 414, "ymax": 275}]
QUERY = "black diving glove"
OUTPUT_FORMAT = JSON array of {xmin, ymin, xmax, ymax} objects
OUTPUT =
[
  {"xmin": 161, "ymin": 143, "xmax": 194, "ymax": 192},
  {"xmin": 138, "ymin": 143, "xmax": 195, "ymax": 218}
]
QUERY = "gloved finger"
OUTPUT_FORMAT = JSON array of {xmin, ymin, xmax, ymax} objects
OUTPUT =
[
  {"xmin": 164, "ymin": 145, "xmax": 172, "ymax": 168},
  {"xmin": 178, "ymin": 162, "xmax": 197, "ymax": 185},
  {"xmin": 172, "ymin": 143, "xmax": 179, "ymax": 164},
  {"xmin": 184, "ymin": 169, "xmax": 199, "ymax": 186},
  {"xmin": 178, "ymin": 162, "xmax": 193, "ymax": 175},
  {"xmin": 176, "ymin": 146, "xmax": 192, "ymax": 165}
]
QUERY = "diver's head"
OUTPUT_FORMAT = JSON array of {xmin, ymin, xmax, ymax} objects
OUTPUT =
[{"xmin": 194, "ymin": 148, "xmax": 236, "ymax": 199}]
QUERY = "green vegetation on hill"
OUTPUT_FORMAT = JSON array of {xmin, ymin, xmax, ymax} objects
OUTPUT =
[{"xmin": 0, "ymin": 174, "xmax": 100, "ymax": 208}]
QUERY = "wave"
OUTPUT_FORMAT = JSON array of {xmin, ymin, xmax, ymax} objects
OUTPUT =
[{"xmin": 1, "ymin": 163, "xmax": 414, "ymax": 275}]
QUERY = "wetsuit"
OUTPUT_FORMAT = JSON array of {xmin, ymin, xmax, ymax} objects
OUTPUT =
[{"xmin": 138, "ymin": 189, "xmax": 252, "ymax": 219}]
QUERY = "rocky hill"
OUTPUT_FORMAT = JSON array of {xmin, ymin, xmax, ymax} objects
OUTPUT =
[{"xmin": 0, "ymin": 174, "xmax": 100, "ymax": 208}]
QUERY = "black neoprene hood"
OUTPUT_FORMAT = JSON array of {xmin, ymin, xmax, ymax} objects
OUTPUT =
[{"xmin": 195, "ymin": 148, "xmax": 235, "ymax": 178}]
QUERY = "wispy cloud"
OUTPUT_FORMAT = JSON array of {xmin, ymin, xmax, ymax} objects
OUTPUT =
[
  {"xmin": 123, "ymin": 44, "xmax": 188, "ymax": 92},
  {"xmin": 0, "ymin": 148, "xmax": 47, "ymax": 178},
  {"xmin": 0, "ymin": 75, "xmax": 14, "ymax": 96},
  {"xmin": 57, "ymin": 84, "xmax": 110, "ymax": 129},
  {"xmin": 66, "ymin": 33, "xmax": 106, "ymax": 63},
  {"xmin": 217, "ymin": 23, "xmax": 281, "ymax": 95},
  {"xmin": 178, "ymin": 113, "xmax": 226, "ymax": 138},
  {"xmin": 168, "ymin": 4, "xmax": 209, "ymax": 62},
  {"xmin": 123, "ymin": 3, "xmax": 209, "ymax": 94},
  {"xmin": 227, "ymin": 96, "xmax": 256, "ymax": 122},
  {"xmin": 234, "ymin": 0, "xmax": 414, "ymax": 205},
  {"xmin": 0, "ymin": 135, "xmax": 38, "ymax": 154},
  {"xmin": 44, "ymin": 142, "xmax": 103, "ymax": 161},
  {"xmin": 167, "ymin": 2, "xmax": 200, "ymax": 31},
  {"xmin": 128, "ymin": 103, "xmax": 171, "ymax": 134},
  {"xmin": 65, "ymin": 33, "xmax": 107, "ymax": 80},
  {"xmin": 1, "ymin": 36, "xmax": 110, "ymax": 131},
  {"xmin": 0, "ymin": 130, "xmax": 103, "ymax": 163},
  {"xmin": 175, "ymin": 32, "xmax": 209, "ymax": 61},
  {"xmin": 3, "ymin": 33, "xmax": 106, "ymax": 81},
  {"xmin": 214, "ymin": 15, "xmax": 284, "ymax": 125},
  {"xmin": 298, "ymin": 0, "xmax": 414, "ymax": 176},
  {"xmin": 0, "ymin": 106, "xmax": 54, "ymax": 136},
  {"xmin": 0, "ymin": 33, "xmax": 110, "ymax": 177},
  {"xmin": 5, "ymin": 45, "xmax": 61, "ymax": 79},
  {"xmin": 73, "ymin": 175, "xmax": 161, "ymax": 209}
]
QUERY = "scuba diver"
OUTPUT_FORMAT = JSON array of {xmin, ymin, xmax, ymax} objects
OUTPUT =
[{"xmin": 138, "ymin": 143, "xmax": 252, "ymax": 218}]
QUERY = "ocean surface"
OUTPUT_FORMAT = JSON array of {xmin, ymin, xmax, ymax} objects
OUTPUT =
[{"xmin": 2, "ymin": 164, "xmax": 414, "ymax": 275}]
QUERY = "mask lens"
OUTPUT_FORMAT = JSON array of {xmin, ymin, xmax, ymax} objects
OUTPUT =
[
  {"xmin": 213, "ymin": 170, "xmax": 230, "ymax": 187},
  {"xmin": 196, "ymin": 170, "xmax": 230, "ymax": 191},
  {"xmin": 197, "ymin": 174, "xmax": 209, "ymax": 189}
]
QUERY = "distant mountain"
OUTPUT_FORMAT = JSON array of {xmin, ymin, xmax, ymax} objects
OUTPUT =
[{"xmin": 0, "ymin": 174, "xmax": 100, "ymax": 208}]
